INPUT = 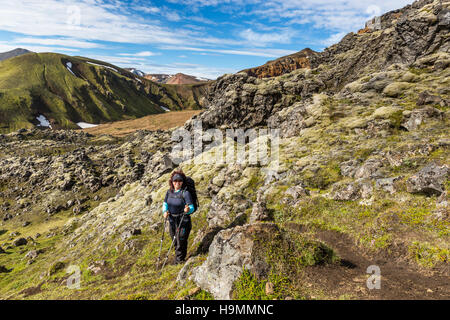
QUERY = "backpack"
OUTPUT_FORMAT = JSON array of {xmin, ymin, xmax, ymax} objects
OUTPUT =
[{"xmin": 184, "ymin": 176, "xmax": 199, "ymax": 213}]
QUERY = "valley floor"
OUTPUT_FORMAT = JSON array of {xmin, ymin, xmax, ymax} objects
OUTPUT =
[{"xmin": 82, "ymin": 110, "xmax": 202, "ymax": 137}]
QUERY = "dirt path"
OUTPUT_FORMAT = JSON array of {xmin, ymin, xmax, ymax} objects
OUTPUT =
[{"xmin": 301, "ymin": 229, "xmax": 450, "ymax": 299}]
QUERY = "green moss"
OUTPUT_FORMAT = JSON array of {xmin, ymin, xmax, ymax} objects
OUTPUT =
[
  {"xmin": 191, "ymin": 289, "xmax": 214, "ymax": 300},
  {"xmin": 388, "ymin": 110, "xmax": 404, "ymax": 129},
  {"xmin": 127, "ymin": 293, "xmax": 149, "ymax": 300},
  {"xmin": 302, "ymin": 162, "xmax": 341, "ymax": 190},
  {"xmin": 48, "ymin": 261, "xmax": 66, "ymax": 276},
  {"xmin": 233, "ymin": 268, "xmax": 291, "ymax": 300},
  {"xmin": 233, "ymin": 268, "xmax": 270, "ymax": 300},
  {"xmin": 408, "ymin": 67, "xmax": 430, "ymax": 76},
  {"xmin": 409, "ymin": 242, "xmax": 449, "ymax": 268},
  {"xmin": 353, "ymin": 147, "xmax": 374, "ymax": 160}
]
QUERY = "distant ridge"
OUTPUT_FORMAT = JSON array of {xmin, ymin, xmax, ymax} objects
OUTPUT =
[
  {"xmin": 0, "ymin": 48, "xmax": 32, "ymax": 62},
  {"xmin": 166, "ymin": 73, "xmax": 209, "ymax": 85},
  {"xmin": 145, "ymin": 73, "xmax": 172, "ymax": 83},
  {"xmin": 0, "ymin": 52, "xmax": 209, "ymax": 133}
]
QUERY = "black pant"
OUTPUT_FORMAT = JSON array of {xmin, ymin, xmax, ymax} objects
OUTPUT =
[{"xmin": 168, "ymin": 213, "xmax": 192, "ymax": 262}]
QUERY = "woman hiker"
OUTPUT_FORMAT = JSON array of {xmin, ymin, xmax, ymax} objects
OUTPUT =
[{"xmin": 162, "ymin": 170, "xmax": 194, "ymax": 264}]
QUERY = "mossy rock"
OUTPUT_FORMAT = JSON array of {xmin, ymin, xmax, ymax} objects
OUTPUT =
[
  {"xmin": 371, "ymin": 106, "xmax": 402, "ymax": 120},
  {"xmin": 48, "ymin": 261, "xmax": 66, "ymax": 276},
  {"xmin": 382, "ymin": 82, "xmax": 412, "ymax": 97}
]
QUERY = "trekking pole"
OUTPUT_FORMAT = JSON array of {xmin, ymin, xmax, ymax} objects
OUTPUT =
[
  {"xmin": 157, "ymin": 216, "xmax": 167, "ymax": 265},
  {"xmin": 160, "ymin": 213, "xmax": 186, "ymax": 274}
]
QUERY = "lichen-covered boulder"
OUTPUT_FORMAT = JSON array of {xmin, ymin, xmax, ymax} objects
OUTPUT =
[
  {"xmin": 191, "ymin": 223, "xmax": 278, "ymax": 300},
  {"xmin": 406, "ymin": 162, "xmax": 449, "ymax": 196}
]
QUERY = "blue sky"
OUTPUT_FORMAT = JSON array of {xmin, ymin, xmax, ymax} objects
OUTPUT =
[{"xmin": 0, "ymin": 0, "xmax": 414, "ymax": 79}]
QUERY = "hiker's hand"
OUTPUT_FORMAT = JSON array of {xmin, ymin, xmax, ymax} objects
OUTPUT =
[
  {"xmin": 184, "ymin": 205, "xmax": 189, "ymax": 213},
  {"xmin": 163, "ymin": 211, "xmax": 169, "ymax": 219}
]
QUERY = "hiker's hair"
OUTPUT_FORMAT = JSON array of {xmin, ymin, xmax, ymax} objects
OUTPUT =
[{"xmin": 169, "ymin": 170, "xmax": 187, "ymax": 192}]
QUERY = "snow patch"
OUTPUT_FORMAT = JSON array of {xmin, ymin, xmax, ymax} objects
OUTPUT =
[
  {"xmin": 77, "ymin": 122, "xmax": 99, "ymax": 129},
  {"xmin": 160, "ymin": 106, "xmax": 170, "ymax": 112},
  {"xmin": 36, "ymin": 115, "xmax": 52, "ymax": 129},
  {"xmin": 86, "ymin": 61, "xmax": 118, "ymax": 73},
  {"xmin": 66, "ymin": 62, "xmax": 76, "ymax": 77},
  {"xmin": 130, "ymin": 68, "xmax": 145, "ymax": 77}
]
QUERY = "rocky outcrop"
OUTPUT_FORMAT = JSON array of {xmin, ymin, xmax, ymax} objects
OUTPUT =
[
  {"xmin": 330, "ymin": 179, "xmax": 373, "ymax": 201},
  {"xmin": 249, "ymin": 190, "xmax": 272, "ymax": 223},
  {"xmin": 189, "ymin": 0, "xmax": 449, "ymax": 131},
  {"xmin": 241, "ymin": 48, "xmax": 318, "ymax": 78}
]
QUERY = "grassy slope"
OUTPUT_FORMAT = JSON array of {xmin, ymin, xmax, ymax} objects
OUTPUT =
[{"xmin": 0, "ymin": 53, "xmax": 209, "ymax": 133}]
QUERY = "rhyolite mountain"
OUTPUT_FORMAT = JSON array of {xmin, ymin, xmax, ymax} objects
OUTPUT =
[
  {"xmin": 0, "ymin": 52, "xmax": 209, "ymax": 133},
  {"xmin": 0, "ymin": 48, "xmax": 31, "ymax": 62},
  {"xmin": 144, "ymin": 73, "xmax": 172, "ymax": 83},
  {"xmin": 144, "ymin": 72, "xmax": 211, "ymax": 84},
  {"xmin": 165, "ymin": 73, "xmax": 210, "ymax": 85},
  {"xmin": 0, "ymin": 0, "xmax": 448, "ymax": 300}
]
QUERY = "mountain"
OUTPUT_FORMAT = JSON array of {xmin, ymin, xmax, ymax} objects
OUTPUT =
[
  {"xmin": 165, "ymin": 73, "xmax": 210, "ymax": 85},
  {"xmin": 145, "ymin": 73, "xmax": 211, "ymax": 84},
  {"xmin": 0, "ymin": 48, "xmax": 31, "ymax": 62},
  {"xmin": 124, "ymin": 68, "xmax": 146, "ymax": 77},
  {"xmin": 0, "ymin": 0, "xmax": 448, "ymax": 301},
  {"xmin": 145, "ymin": 73, "xmax": 172, "ymax": 83},
  {"xmin": 0, "ymin": 52, "xmax": 209, "ymax": 133},
  {"xmin": 241, "ymin": 48, "xmax": 319, "ymax": 78}
]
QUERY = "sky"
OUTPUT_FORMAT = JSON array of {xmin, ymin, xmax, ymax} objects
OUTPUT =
[{"xmin": 0, "ymin": 0, "xmax": 414, "ymax": 79}]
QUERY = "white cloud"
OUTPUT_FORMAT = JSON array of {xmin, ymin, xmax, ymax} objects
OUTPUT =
[
  {"xmin": 239, "ymin": 28, "xmax": 293, "ymax": 46},
  {"xmin": 171, "ymin": 0, "xmax": 413, "ymax": 32},
  {"xmin": 321, "ymin": 32, "xmax": 347, "ymax": 46},
  {"xmin": 165, "ymin": 11, "xmax": 182, "ymax": 22},
  {"xmin": 86, "ymin": 54, "xmax": 148, "ymax": 66},
  {"xmin": 134, "ymin": 6, "xmax": 160, "ymax": 14},
  {"xmin": 160, "ymin": 45, "xmax": 297, "ymax": 58},
  {"xmin": 0, "ymin": 42, "xmax": 79, "ymax": 53},
  {"xmin": 250, "ymin": 0, "xmax": 414, "ymax": 31},
  {"xmin": 0, "ymin": 0, "xmax": 224, "ymax": 46},
  {"xmin": 119, "ymin": 51, "xmax": 159, "ymax": 57},
  {"xmin": 12, "ymin": 37, "xmax": 102, "ymax": 49}
]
